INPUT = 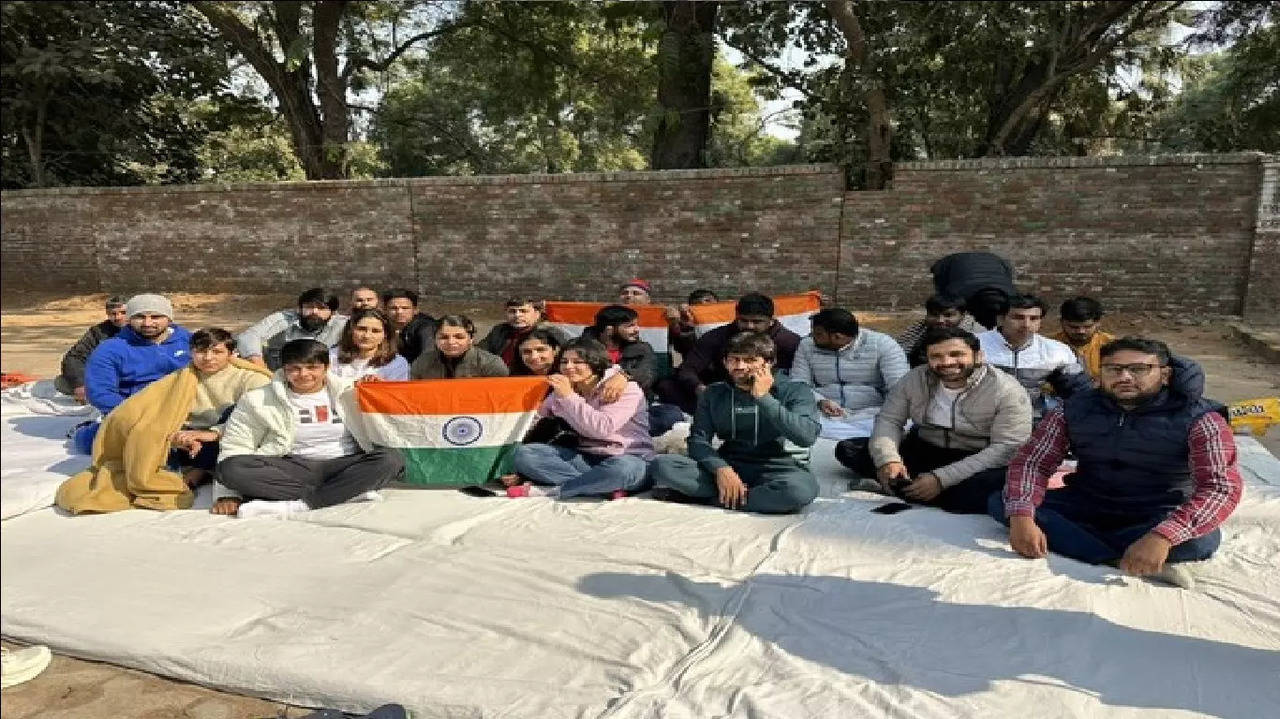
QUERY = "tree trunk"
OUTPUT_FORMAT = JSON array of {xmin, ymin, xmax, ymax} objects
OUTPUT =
[
  {"xmin": 22, "ymin": 93, "xmax": 47, "ymax": 187},
  {"xmin": 826, "ymin": 0, "xmax": 892, "ymax": 189},
  {"xmin": 312, "ymin": 0, "xmax": 351, "ymax": 178},
  {"xmin": 193, "ymin": 1, "xmax": 349, "ymax": 180},
  {"xmin": 651, "ymin": 1, "xmax": 718, "ymax": 170}
]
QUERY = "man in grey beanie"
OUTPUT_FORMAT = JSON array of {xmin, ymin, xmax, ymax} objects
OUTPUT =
[{"xmin": 82, "ymin": 293, "xmax": 193, "ymax": 416}]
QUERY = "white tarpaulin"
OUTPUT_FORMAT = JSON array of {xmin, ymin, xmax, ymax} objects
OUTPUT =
[{"xmin": 2, "ymin": 395, "xmax": 1278, "ymax": 718}]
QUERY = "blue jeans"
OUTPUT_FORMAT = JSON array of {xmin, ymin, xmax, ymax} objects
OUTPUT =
[
  {"xmin": 512, "ymin": 444, "xmax": 651, "ymax": 499},
  {"xmin": 987, "ymin": 488, "xmax": 1221, "ymax": 565}
]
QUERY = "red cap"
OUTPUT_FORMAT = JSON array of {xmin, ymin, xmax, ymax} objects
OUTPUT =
[{"xmin": 621, "ymin": 278, "xmax": 652, "ymax": 294}]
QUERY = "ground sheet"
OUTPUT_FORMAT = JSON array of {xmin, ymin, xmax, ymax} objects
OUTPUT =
[{"xmin": 3, "ymin": 390, "xmax": 1278, "ymax": 718}]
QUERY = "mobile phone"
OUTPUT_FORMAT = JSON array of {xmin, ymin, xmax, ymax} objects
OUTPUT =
[
  {"xmin": 871, "ymin": 502, "xmax": 913, "ymax": 515},
  {"xmin": 458, "ymin": 486, "xmax": 497, "ymax": 498}
]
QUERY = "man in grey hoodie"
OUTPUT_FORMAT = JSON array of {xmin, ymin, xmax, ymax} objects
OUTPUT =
[
  {"xmin": 857, "ymin": 326, "xmax": 1033, "ymax": 514},
  {"xmin": 649, "ymin": 332, "xmax": 821, "ymax": 514}
]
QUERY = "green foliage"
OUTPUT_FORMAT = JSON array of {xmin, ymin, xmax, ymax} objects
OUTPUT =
[
  {"xmin": 0, "ymin": 1, "xmax": 232, "ymax": 188},
  {"xmin": 372, "ymin": 2, "xmax": 657, "ymax": 175},
  {"xmin": 1147, "ymin": 18, "xmax": 1279, "ymax": 152},
  {"xmin": 707, "ymin": 56, "xmax": 800, "ymax": 167}
]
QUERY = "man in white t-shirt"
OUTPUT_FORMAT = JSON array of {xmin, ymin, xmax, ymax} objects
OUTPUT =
[{"xmin": 214, "ymin": 339, "xmax": 404, "ymax": 518}]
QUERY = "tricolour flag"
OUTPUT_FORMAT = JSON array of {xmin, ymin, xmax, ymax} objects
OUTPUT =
[
  {"xmin": 357, "ymin": 377, "xmax": 547, "ymax": 486},
  {"xmin": 688, "ymin": 291, "xmax": 823, "ymax": 338},
  {"xmin": 544, "ymin": 301, "xmax": 673, "ymax": 376}
]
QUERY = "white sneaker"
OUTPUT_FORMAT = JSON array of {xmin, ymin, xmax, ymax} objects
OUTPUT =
[
  {"xmin": 2, "ymin": 645, "xmax": 52, "ymax": 688},
  {"xmin": 356, "ymin": 491, "xmax": 385, "ymax": 503}
]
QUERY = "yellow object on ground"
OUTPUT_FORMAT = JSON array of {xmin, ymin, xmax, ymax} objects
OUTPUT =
[{"xmin": 1228, "ymin": 397, "xmax": 1280, "ymax": 437}]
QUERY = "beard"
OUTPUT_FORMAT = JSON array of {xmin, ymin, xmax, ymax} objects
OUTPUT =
[
  {"xmin": 299, "ymin": 314, "xmax": 328, "ymax": 332},
  {"xmin": 930, "ymin": 361, "xmax": 977, "ymax": 383}
]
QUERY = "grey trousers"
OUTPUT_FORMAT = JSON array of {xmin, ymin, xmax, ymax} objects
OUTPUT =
[{"xmin": 218, "ymin": 449, "xmax": 404, "ymax": 509}]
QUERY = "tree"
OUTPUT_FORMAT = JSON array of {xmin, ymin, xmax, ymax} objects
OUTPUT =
[
  {"xmin": 720, "ymin": 1, "xmax": 1193, "ymax": 185},
  {"xmin": 191, "ymin": 1, "xmax": 465, "ymax": 180},
  {"xmin": 1, "ymin": 1, "xmax": 231, "ymax": 188},
  {"xmin": 373, "ymin": 1, "xmax": 655, "ymax": 176},
  {"xmin": 651, "ymin": 1, "xmax": 719, "ymax": 169}
]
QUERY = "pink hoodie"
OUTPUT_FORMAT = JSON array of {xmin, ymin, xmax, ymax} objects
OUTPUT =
[{"xmin": 540, "ymin": 382, "xmax": 655, "ymax": 460}]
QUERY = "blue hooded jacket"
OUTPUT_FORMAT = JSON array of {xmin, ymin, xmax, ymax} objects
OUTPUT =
[{"xmin": 84, "ymin": 325, "xmax": 193, "ymax": 414}]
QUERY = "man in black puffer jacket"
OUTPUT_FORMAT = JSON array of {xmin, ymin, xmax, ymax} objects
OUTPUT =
[{"xmin": 990, "ymin": 337, "xmax": 1243, "ymax": 586}]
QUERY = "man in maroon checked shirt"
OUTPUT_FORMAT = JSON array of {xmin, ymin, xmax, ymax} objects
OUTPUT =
[{"xmin": 988, "ymin": 337, "xmax": 1243, "ymax": 588}]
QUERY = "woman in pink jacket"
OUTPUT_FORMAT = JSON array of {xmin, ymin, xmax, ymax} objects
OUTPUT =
[{"xmin": 506, "ymin": 338, "xmax": 654, "ymax": 499}]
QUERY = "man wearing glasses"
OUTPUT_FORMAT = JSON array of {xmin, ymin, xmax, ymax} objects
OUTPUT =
[{"xmin": 989, "ymin": 337, "xmax": 1242, "ymax": 587}]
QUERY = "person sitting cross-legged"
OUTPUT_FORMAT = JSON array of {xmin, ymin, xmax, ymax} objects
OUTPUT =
[
  {"xmin": 55, "ymin": 295, "xmax": 128, "ymax": 402},
  {"xmin": 978, "ymin": 293, "xmax": 1091, "ymax": 421},
  {"xmin": 382, "ymin": 288, "xmax": 437, "ymax": 364},
  {"xmin": 660, "ymin": 292, "xmax": 803, "ymax": 414},
  {"xmin": 1053, "ymin": 296, "xmax": 1116, "ymax": 383},
  {"xmin": 349, "ymin": 286, "xmax": 381, "ymax": 312},
  {"xmin": 55, "ymin": 328, "xmax": 270, "ymax": 514},
  {"xmin": 791, "ymin": 307, "xmax": 909, "ymax": 419},
  {"xmin": 989, "ymin": 337, "xmax": 1242, "ymax": 586},
  {"xmin": 237, "ymin": 288, "xmax": 347, "ymax": 370},
  {"xmin": 328, "ymin": 308, "xmax": 410, "ymax": 381},
  {"xmin": 507, "ymin": 338, "xmax": 654, "ymax": 500},
  {"xmin": 479, "ymin": 296, "xmax": 569, "ymax": 373},
  {"xmin": 410, "ymin": 315, "xmax": 509, "ymax": 379},
  {"xmin": 213, "ymin": 339, "xmax": 405, "ymax": 518},
  {"xmin": 167, "ymin": 328, "xmax": 273, "ymax": 489},
  {"xmin": 650, "ymin": 332, "xmax": 821, "ymax": 515},
  {"xmin": 896, "ymin": 293, "xmax": 980, "ymax": 368},
  {"xmin": 848, "ymin": 326, "xmax": 1033, "ymax": 514}
]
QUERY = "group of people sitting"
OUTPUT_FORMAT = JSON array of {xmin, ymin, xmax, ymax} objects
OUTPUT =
[{"xmin": 51, "ymin": 251, "xmax": 1243, "ymax": 585}]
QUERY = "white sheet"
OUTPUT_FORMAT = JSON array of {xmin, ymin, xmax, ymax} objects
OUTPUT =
[
  {"xmin": 1, "ymin": 391, "xmax": 93, "ymax": 520},
  {"xmin": 2, "ymin": 405, "xmax": 1278, "ymax": 718}
]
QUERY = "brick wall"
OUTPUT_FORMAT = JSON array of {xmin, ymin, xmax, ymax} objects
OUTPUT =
[
  {"xmin": 839, "ymin": 154, "xmax": 1264, "ymax": 314},
  {"xmin": 407, "ymin": 166, "xmax": 844, "ymax": 303},
  {"xmin": 1243, "ymin": 161, "xmax": 1279, "ymax": 325},
  {"xmin": 1, "ymin": 155, "xmax": 1273, "ymax": 318}
]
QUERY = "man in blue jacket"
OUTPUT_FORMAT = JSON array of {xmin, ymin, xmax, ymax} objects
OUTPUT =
[{"xmin": 84, "ymin": 293, "xmax": 192, "ymax": 415}]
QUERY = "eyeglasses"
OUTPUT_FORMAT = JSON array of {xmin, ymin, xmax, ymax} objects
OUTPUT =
[{"xmin": 1099, "ymin": 363, "xmax": 1163, "ymax": 378}]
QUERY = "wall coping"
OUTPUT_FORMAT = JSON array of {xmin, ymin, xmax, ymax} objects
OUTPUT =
[
  {"xmin": 0, "ymin": 164, "xmax": 841, "ymax": 198},
  {"xmin": 897, "ymin": 152, "xmax": 1270, "ymax": 171}
]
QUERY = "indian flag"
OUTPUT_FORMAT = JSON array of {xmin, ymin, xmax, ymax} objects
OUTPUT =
[
  {"xmin": 357, "ymin": 377, "xmax": 546, "ymax": 486},
  {"xmin": 544, "ymin": 301, "xmax": 673, "ymax": 376},
  {"xmin": 688, "ymin": 291, "xmax": 823, "ymax": 338}
]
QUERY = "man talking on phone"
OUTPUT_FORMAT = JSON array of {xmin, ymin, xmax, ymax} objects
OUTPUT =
[
  {"xmin": 862, "ymin": 326, "xmax": 1032, "ymax": 514},
  {"xmin": 649, "ymin": 332, "xmax": 821, "ymax": 514}
]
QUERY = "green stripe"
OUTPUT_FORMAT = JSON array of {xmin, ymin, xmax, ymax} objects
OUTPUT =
[
  {"xmin": 398, "ymin": 445, "xmax": 517, "ymax": 486},
  {"xmin": 655, "ymin": 351, "xmax": 674, "ymax": 380}
]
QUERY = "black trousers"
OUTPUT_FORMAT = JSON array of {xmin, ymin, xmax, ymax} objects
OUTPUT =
[
  {"xmin": 218, "ymin": 449, "xmax": 404, "ymax": 509},
  {"xmin": 836, "ymin": 431, "xmax": 1007, "ymax": 514}
]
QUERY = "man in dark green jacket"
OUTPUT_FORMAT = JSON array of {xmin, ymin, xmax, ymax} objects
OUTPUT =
[{"xmin": 650, "ymin": 332, "xmax": 821, "ymax": 514}]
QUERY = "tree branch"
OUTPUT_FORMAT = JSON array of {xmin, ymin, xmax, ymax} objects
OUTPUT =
[
  {"xmin": 716, "ymin": 31, "xmax": 819, "ymax": 102},
  {"xmin": 346, "ymin": 19, "xmax": 470, "ymax": 76},
  {"xmin": 988, "ymin": 1, "xmax": 1183, "ymax": 154}
]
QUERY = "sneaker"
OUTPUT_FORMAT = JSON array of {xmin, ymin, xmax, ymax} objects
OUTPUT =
[
  {"xmin": 2, "ymin": 645, "xmax": 52, "ymax": 689},
  {"xmin": 610, "ymin": 490, "xmax": 628, "ymax": 501}
]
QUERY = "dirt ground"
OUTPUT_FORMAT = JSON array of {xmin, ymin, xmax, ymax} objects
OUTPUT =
[{"xmin": 2, "ymin": 293, "xmax": 1277, "ymax": 718}]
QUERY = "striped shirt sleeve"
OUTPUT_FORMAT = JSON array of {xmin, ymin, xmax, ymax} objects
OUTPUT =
[
  {"xmin": 1003, "ymin": 408, "xmax": 1069, "ymax": 517},
  {"xmin": 1153, "ymin": 412, "xmax": 1244, "ymax": 544}
]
